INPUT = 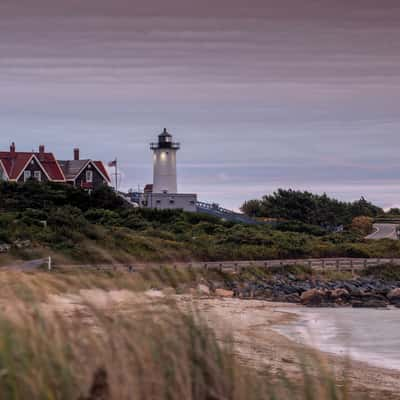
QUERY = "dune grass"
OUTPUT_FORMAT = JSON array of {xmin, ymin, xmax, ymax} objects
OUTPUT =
[{"xmin": 0, "ymin": 269, "xmax": 361, "ymax": 400}]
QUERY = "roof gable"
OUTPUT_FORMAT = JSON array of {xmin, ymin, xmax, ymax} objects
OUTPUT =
[
  {"xmin": 58, "ymin": 159, "xmax": 111, "ymax": 183},
  {"xmin": 93, "ymin": 161, "xmax": 111, "ymax": 183},
  {"xmin": 15, "ymin": 154, "xmax": 51, "ymax": 182},
  {"xmin": 0, "ymin": 151, "xmax": 65, "ymax": 182},
  {"xmin": 58, "ymin": 159, "xmax": 89, "ymax": 180}
]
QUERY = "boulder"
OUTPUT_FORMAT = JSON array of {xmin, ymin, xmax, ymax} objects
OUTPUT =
[
  {"xmin": 13, "ymin": 239, "xmax": 31, "ymax": 249},
  {"xmin": 331, "ymin": 288, "xmax": 349, "ymax": 299},
  {"xmin": 0, "ymin": 243, "xmax": 10, "ymax": 253},
  {"xmin": 280, "ymin": 293, "xmax": 301, "ymax": 303},
  {"xmin": 197, "ymin": 284, "xmax": 211, "ymax": 296},
  {"xmin": 387, "ymin": 288, "xmax": 400, "ymax": 300},
  {"xmin": 352, "ymin": 299, "xmax": 388, "ymax": 308},
  {"xmin": 331, "ymin": 288, "xmax": 350, "ymax": 304},
  {"xmin": 215, "ymin": 288, "xmax": 234, "ymax": 298},
  {"xmin": 300, "ymin": 289, "xmax": 326, "ymax": 306}
]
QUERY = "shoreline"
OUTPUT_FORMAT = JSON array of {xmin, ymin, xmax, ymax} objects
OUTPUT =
[
  {"xmin": 273, "ymin": 305, "xmax": 400, "ymax": 372},
  {"xmin": 182, "ymin": 296, "xmax": 400, "ymax": 400},
  {"xmin": 43, "ymin": 288, "xmax": 400, "ymax": 399}
]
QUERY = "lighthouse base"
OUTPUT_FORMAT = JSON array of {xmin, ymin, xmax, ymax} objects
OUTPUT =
[{"xmin": 136, "ymin": 192, "xmax": 198, "ymax": 212}]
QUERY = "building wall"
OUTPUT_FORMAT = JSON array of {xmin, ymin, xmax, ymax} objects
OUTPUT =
[
  {"xmin": 153, "ymin": 148, "xmax": 178, "ymax": 193},
  {"xmin": 139, "ymin": 193, "xmax": 197, "ymax": 212},
  {"xmin": 17, "ymin": 158, "xmax": 49, "ymax": 183},
  {"xmin": 74, "ymin": 162, "xmax": 107, "ymax": 189}
]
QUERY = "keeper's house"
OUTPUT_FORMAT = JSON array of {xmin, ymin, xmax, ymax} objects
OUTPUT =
[{"xmin": 0, "ymin": 143, "xmax": 110, "ymax": 190}]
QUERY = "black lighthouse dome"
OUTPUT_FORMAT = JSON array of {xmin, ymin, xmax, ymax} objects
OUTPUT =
[
  {"xmin": 150, "ymin": 128, "xmax": 180, "ymax": 150},
  {"xmin": 159, "ymin": 128, "xmax": 172, "ymax": 143}
]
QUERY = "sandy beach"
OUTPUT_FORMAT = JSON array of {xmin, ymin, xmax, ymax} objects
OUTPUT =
[
  {"xmin": 44, "ymin": 290, "xmax": 400, "ymax": 399},
  {"xmin": 177, "ymin": 296, "xmax": 400, "ymax": 400}
]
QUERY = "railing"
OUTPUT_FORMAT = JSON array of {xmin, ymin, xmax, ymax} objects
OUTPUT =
[
  {"xmin": 150, "ymin": 142, "xmax": 180, "ymax": 150},
  {"xmin": 196, "ymin": 201, "xmax": 237, "ymax": 215},
  {"xmin": 196, "ymin": 201, "xmax": 260, "ymax": 224},
  {"xmin": 53, "ymin": 258, "xmax": 400, "ymax": 273}
]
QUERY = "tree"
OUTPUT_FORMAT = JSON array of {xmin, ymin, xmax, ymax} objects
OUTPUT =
[
  {"xmin": 240, "ymin": 189, "xmax": 383, "ymax": 228},
  {"xmin": 240, "ymin": 199, "xmax": 262, "ymax": 217}
]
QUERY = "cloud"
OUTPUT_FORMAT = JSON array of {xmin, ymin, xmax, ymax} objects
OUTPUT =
[{"xmin": 1, "ymin": 1, "xmax": 400, "ymax": 209}]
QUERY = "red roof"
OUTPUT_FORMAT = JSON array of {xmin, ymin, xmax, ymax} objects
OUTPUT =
[
  {"xmin": 93, "ymin": 161, "xmax": 111, "ymax": 183},
  {"xmin": 0, "ymin": 151, "xmax": 65, "ymax": 181}
]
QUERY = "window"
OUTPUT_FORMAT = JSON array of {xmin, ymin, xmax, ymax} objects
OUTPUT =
[
  {"xmin": 24, "ymin": 170, "xmax": 31, "ymax": 182},
  {"xmin": 34, "ymin": 171, "xmax": 42, "ymax": 182},
  {"xmin": 86, "ymin": 170, "xmax": 93, "ymax": 183}
]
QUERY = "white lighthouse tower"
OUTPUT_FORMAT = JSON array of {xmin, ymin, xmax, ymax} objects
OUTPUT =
[
  {"xmin": 134, "ymin": 128, "xmax": 197, "ymax": 211},
  {"xmin": 151, "ymin": 128, "xmax": 180, "ymax": 194}
]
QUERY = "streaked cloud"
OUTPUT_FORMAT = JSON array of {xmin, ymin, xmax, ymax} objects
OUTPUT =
[{"xmin": 1, "ymin": 0, "xmax": 400, "ymax": 209}]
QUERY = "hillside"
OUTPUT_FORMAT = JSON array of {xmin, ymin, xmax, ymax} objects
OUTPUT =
[{"xmin": 0, "ymin": 181, "xmax": 398, "ymax": 265}]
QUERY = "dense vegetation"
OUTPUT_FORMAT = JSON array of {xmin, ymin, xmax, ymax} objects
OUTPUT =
[
  {"xmin": 241, "ymin": 189, "xmax": 382, "ymax": 226},
  {"xmin": 0, "ymin": 182, "xmax": 398, "ymax": 265},
  {"xmin": 0, "ymin": 269, "xmax": 360, "ymax": 400}
]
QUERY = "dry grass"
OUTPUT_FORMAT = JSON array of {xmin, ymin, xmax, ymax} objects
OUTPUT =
[{"xmin": 0, "ymin": 269, "xmax": 358, "ymax": 400}]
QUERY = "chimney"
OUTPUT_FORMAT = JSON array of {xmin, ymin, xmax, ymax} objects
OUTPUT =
[
  {"xmin": 10, "ymin": 142, "xmax": 16, "ymax": 153},
  {"xmin": 39, "ymin": 144, "xmax": 45, "ymax": 154},
  {"xmin": 74, "ymin": 148, "xmax": 80, "ymax": 160}
]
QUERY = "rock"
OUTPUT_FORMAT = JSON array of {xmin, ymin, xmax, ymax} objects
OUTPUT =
[
  {"xmin": 215, "ymin": 288, "xmax": 234, "ymax": 298},
  {"xmin": 13, "ymin": 239, "xmax": 31, "ymax": 249},
  {"xmin": 0, "ymin": 243, "xmax": 10, "ymax": 253},
  {"xmin": 300, "ymin": 289, "xmax": 326, "ymax": 306},
  {"xmin": 281, "ymin": 293, "xmax": 301, "ymax": 303},
  {"xmin": 352, "ymin": 299, "xmax": 388, "ymax": 308},
  {"xmin": 330, "ymin": 288, "xmax": 350, "ymax": 305},
  {"xmin": 387, "ymin": 288, "xmax": 400, "ymax": 305},
  {"xmin": 197, "ymin": 284, "xmax": 210, "ymax": 296},
  {"xmin": 331, "ymin": 288, "xmax": 349, "ymax": 298}
]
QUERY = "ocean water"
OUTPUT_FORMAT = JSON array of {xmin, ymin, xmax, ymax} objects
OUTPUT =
[{"xmin": 274, "ymin": 307, "xmax": 400, "ymax": 371}]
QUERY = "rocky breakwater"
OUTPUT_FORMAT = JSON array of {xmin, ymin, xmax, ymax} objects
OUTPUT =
[{"xmin": 221, "ymin": 276, "xmax": 400, "ymax": 308}]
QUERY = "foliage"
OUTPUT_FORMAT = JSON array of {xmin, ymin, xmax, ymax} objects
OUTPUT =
[
  {"xmin": 350, "ymin": 216, "xmax": 374, "ymax": 235},
  {"xmin": 0, "ymin": 182, "xmax": 398, "ymax": 264},
  {"xmin": 241, "ymin": 189, "xmax": 383, "ymax": 227},
  {"xmin": 362, "ymin": 264, "xmax": 400, "ymax": 281},
  {"xmin": 0, "ymin": 270, "xmax": 358, "ymax": 400}
]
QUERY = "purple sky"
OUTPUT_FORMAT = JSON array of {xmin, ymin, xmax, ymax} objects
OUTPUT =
[{"xmin": 1, "ymin": 1, "xmax": 400, "ymax": 210}]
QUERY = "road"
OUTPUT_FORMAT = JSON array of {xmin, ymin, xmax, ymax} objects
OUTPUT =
[{"xmin": 366, "ymin": 223, "xmax": 399, "ymax": 240}]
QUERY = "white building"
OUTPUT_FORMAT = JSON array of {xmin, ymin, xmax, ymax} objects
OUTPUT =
[
  {"xmin": 135, "ymin": 129, "xmax": 197, "ymax": 212},
  {"xmin": 151, "ymin": 128, "xmax": 179, "ymax": 194}
]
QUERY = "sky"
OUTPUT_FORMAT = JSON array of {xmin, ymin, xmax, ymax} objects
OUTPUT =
[{"xmin": 1, "ymin": 0, "xmax": 400, "ymax": 210}]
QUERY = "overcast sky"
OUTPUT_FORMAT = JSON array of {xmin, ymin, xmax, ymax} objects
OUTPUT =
[{"xmin": 1, "ymin": 0, "xmax": 400, "ymax": 210}]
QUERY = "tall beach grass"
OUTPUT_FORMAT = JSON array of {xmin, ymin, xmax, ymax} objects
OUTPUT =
[{"xmin": 0, "ymin": 269, "xmax": 359, "ymax": 400}]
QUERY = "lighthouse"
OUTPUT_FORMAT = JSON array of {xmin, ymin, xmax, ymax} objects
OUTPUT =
[
  {"xmin": 132, "ymin": 128, "xmax": 196, "ymax": 211},
  {"xmin": 150, "ymin": 128, "xmax": 180, "ymax": 194}
]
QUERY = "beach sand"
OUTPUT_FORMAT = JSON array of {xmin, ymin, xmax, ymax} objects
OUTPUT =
[
  {"xmin": 44, "ymin": 290, "xmax": 400, "ymax": 399},
  {"xmin": 177, "ymin": 296, "xmax": 400, "ymax": 400}
]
